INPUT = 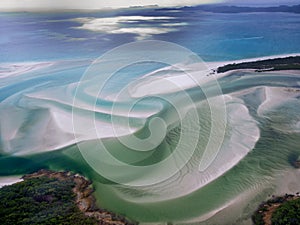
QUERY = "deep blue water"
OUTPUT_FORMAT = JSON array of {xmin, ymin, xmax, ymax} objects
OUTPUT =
[{"xmin": 0, "ymin": 8, "xmax": 300, "ymax": 63}]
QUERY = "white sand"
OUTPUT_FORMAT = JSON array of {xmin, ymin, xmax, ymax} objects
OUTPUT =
[
  {"xmin": 0, "ymin": 176, "xmax": 23, "ymax": 188},
  {"xmin": 0, "ymin": 61, "xmax": 53, "ymax": 79},
  {"xmin": 1, "ymin": 53, "xmax": 298, "ymax": 155}
]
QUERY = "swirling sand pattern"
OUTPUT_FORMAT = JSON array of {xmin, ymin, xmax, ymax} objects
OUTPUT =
[{"xmin": 0, "ymin": 42, "xmax": 300, "ymax": 224}]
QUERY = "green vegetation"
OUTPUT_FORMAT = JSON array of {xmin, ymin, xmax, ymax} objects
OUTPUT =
[
  {"xmin": 252, "ymin": 208, "xmax": 265, "ymax": 225},
  {"xmin": 0, "ymin": 176, "xmax": 97, "ymax": 225},
  {"xmin": 217, "ymin": 56, "xmax": 300, "ymax": 73},
  {"xmin": 271, "ymin": 197, "xmax": 300, "ymax": 225},
  {"xmin": 252, "ymin": 195, "xmax": 300, "ymax": 225}
]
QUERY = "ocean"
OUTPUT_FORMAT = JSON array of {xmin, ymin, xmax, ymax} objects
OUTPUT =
[{"xmin": 1, "ymin": 9, "xmax": 300, "ymax": 62}]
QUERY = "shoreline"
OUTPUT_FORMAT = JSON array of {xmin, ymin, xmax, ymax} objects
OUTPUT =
[
  {"xmin": 203, "ymin": 53, "xmax": 300, "ymax": 74},
  {"xmin": 213, "ymin": 55, "xmax": 300, "ymax": 74},
  {"xmin": 252, "ymin": 193, "xmax": 300, "ymax": 225},
  {"xmin": 22, "ymin": 169, "xmax": 136, "ymax": 225},
  {"xmin": 206, "ymin": 53, "xmax": 300, "ymax": 69},
  {"xmin": 1, "ymin": 53, "xmax": 300, "ymax": 78}
]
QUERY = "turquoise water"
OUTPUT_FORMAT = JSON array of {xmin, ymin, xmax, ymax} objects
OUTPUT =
[
  {"xmin": 1, "ymin": 10, "xmax": 300, "ymax": 62},
  {"xmin": 1, "ymin": 6, "xmax": 300, "ymax": 224}
]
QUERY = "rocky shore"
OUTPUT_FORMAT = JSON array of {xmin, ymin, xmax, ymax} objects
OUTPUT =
[
  {"xmin": 22, "ymin": 169, "xmax": 136, "ymax": 225},
  {"xmin": 252, "ymin": 193, "xmax": 300, "ymax": 225},
  {"xmin": 292, "ymin": 158, "xmax": 300, "ymax": 168}
]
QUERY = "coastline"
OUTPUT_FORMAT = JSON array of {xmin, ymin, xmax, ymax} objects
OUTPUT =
[
  {"xmin": 252, "ymin": 193, "xmax": 300, "ymax": 225},
  {"xmin": 19, "ymin": 169, "xmax": 136, "ymax": 225},
  {"xmin": 206, "ymin": 53, "xmax": 300, "ymax": 70},
  {"xmin": 216, "ymin": 55, "xmax": 300, "ymax": 74}
]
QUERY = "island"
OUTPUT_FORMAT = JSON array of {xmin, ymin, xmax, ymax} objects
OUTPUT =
[
  {"xmin": 0, "ymin": 170, "xmax": 136, "ymax": 225},
  {"xmin": 217, "ymin": 56, "xmax": 300, "ymax": 73}
]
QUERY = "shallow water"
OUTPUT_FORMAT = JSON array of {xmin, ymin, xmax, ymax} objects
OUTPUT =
[{"xmin": 1, "ymin": 57, "xmax": 300, "ymax": 224}]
